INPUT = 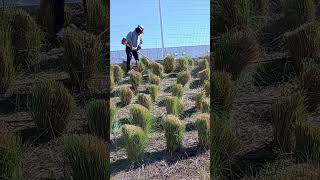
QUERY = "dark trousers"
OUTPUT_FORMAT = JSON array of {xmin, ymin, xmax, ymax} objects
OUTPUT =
[{"xmin": 126, "ymin": 46, "xmax": 139, "ymax": 73}]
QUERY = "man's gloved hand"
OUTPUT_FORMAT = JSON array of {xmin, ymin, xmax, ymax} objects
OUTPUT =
[{"xmin": 137, "ymin": 45, "xmax": 142, "ymax": 51}]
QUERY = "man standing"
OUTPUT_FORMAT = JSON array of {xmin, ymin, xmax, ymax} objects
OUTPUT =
[{"xmin": 123, "ymin": 25, "xmax": 144, "ymax": 74}]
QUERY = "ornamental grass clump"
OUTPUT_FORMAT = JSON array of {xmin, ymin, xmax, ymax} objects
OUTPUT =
[
  {"xmin": 199, "ymin": 68, "xmax": 210, "ymax": 84},
  {"xmin": 64, "ymin": 28, "xmax": 101, "ymax": 89},
  {"xmin": 214, "ymin": 29, "xmax": 260, "ymax": 79},
  {"xmin": 272, "ymin": 91, "xmax": 305, "ymax": 152},
  {"xmin": 119, "ymin": 86, "xmax": 133, "ymax": 106},
  {"xmin": 150, "ymin": 61, "xmax": 164, "ymax": 76},
  {"xmin": 164, "ymin": 96, "xmax": 183, "ymax": 116},
  {"xmin": 31, "ymin": 80, "xmax": 75, "ymax": 138},
  {"xmin": 147, "ymin": 85, "xmax": 160, "ymax": 102},
  {"xmin": 0, "ymin": 28, "xmax": 15, "ymax": 94},
  {"xmin": 198, "ymin": 58, "xmax": 209, "ymax": 71},
  {"xmin": 122, "ymin": 124, "xmax": 148, "ymax": 162},
  {"xmin": 0, "ymin": 122, "xmax": 23, "ymax": 180},
  {"xmin": 285, "ymin": 22, "xmax": 320, "ymax": 70},
  {"xmin": 149, "ymin": 73, "xmax": 161, "ymax": 85},
  {"xmin": 111, "ymin": 64, "xmax": 124, "ymax": 83},
  {"xmin": 195, "ymin": 113, "xmax": 210, "ymax": 148},
  {"xmin": 87, "ymin": 100, "xmax": 109, "ymax": 139},
  {"xmin": 64, "ymin": 134, "xmax": 109, "ymax": 180},
  {"xmin": 171, "ymin": 83, "xmax": 184, "ymax": 98},
  {"xmin": 129, "ymin": 104, "xmax": 154, "ymax": 133},
  {"xmin": 301, "ymin": 60, "xmax": 320, "ymax": 111},
  {"xmin": 164, "ymin": 55, "xmax": 176, "ymax": 73},
  {"xmin": 11, "ymin": 9, "xmax": 44, "ymax": 66},
  {"xmin": 178, "ymin": 57, "xmax": 191, "ymax": 71},
  {"xmin": 162, "ymin": 115, "xmax": 185, "ymax": 152},
  {"xmin": 195, "ymin": 91, "xmax": 205, "ymax": 111},
  {"xmin": 87, "ymin": 0, "xmax": 107, "ymax": 34},
  {"xmin": 110, "ymin": 102, "xmax": 117, "ymax": 126},
  {"xmin": 295, "ymin": 122, "xmax": 320, "ymax": 162},
  {"xmin": 204, "ymin": 80, "xmax": 210, "ymax": 97},
  {"xmin": 283, "ymin": 0, "xmax": 315, "ymax": 30},
  {"xmin": 210, "ymin": 120, "xmax": 240, "ymax": 179},
  {"xmin": 177, "ymin": 71, "xmax": 192, "ymax": 86},
  {"xmin": 211, "ymin": 71, "xmax": 235, "ymax": 116},
  {"xmin": 137, "ymin": 93, "xmax": 153, "ymax": 110},
  {"xmin": 129, "ymin": 70, "xmax": 142, "ymax": 92}
]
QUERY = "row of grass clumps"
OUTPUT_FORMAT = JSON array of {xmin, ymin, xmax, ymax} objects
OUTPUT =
[{"xmin": 110, "ymin": 56, "xmax": 213, "ymax": 162}]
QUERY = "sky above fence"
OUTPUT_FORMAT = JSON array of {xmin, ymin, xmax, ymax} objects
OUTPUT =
[{"xmin": 110, "ymin": 0, "xmax": 210, "ymax": 51}]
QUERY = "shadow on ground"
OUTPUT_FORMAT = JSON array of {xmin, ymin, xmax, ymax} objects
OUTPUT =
[{"xmin": 110, "ymin": 145, "xmax": 208, "ymax": 175}]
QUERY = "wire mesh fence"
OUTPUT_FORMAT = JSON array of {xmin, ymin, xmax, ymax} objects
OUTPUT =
[{"xmin": 110, "ymin": 0, "xmax": 210, "ymax": 64}]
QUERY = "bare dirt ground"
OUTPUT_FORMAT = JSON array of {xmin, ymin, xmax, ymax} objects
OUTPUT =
[{"xmin": 110, "ymin": 69, "xmax": 210, "ymax": 180}]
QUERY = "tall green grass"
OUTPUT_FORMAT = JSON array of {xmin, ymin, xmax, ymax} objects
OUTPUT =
[
  {"xmin": 87, "ymin": 0, "xmax": 107, "ymax": 34},
  {"xmin": 129, "ymin": 104, "xmax": 154, "ymax": 134},
  {"xmin": 122, "ymin": 125, "xmax": 148, "ymax": 162},
  {"xmin": 195, "ymin": 113, "xmax": 210, "ymax": 148},
  {"xmin": 0, "ymin": 26, "xmax": 15, "ymax": 94},
  {"xmin": 162, "ymin": 115, "xmax": 185, "ymax": 152},
  {"xmin": 64, "ymin": 28, "xmax": 101, "ymax": 89},
  {"xmin": 64, "ymin": 134, "xmax": 109, "ymax": 180},
  {"xmin": 272, "ymin": 91, "xmax": 305, "ymax": 152},
  {"xmin": 164, "ymin": 96, "xmax": 183, "ymax": 116},
  {"xmin": 119, "ymin": 86, "xmax": 134, "ymax": 106},
  {"xmin": 31, "ymin": 80, "xmax": 75, "ymax": 138},
  {"xmin": 0, "ymin": 122, "xmax": 23, "ymax": 180},
  {"xmin": 87, "ymin": 100, "xmax": 109, "ymax": 139}
]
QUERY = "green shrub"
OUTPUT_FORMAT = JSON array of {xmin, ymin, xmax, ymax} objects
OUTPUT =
[
  {"xmin": 214, "ymin": 29, "xmax": 260, "ymax": 79},
  {"xmin": 204, "ymin": 80, "xmax": 210, "ymax": 97},
  {"xmin": 137, "ymin": 61, "xmax": 146, "ymax": 73},
  {"xmin": 64, "ymin": 28, "xmax": 101, "ymax": 89},
  {"xmin": 251, "ymin": 0, "xmax": 269, "ymax": 27},
  {"xmin": 111, "ymin": 64, "xmax": 124, "ymax": 83},
  {"xmin": 285, "ymin": 22, "xmax": 320, "ymax": 70},
  {"xmin": 178, "ymin": 57, "xmax": 190, "ymax": 71},
  {"xmin": 147, "ymin": 85, "xmax": 160, "ymax": 102},
  {"xmin": 119, "ymin": 86, "xmax": 133, "ymax": 106},
  {"xmin": 150, "ymin": 61, "xmax": 164, "ymax": 76},
  {"xmin": 217, "ymin": 0, "xmax": 251, "ymax": 31},
  {"xmin": 64, "ymin": 134, "xmax": 109, "ymax": 180},
  {"xmin": 149, "ymin": 73, "xmax": 161, "ymax": 85},
  {"xmin": 195, "ymin": 113, "xmax": 210, "ymax": 148},
  {"xmin": 87, "ymin": 100, "xmax": 109, "ymax": 139},
  {"xmin": 164, "ymin": 55, "xmax": 176, "ymax": 73},
  {"xmin": 11, "ymin": 9, "xmax": 44, "ymax": 66},
  {"xmin": 177, "ymin": 71, "xmax": 192, "ymax": 86},
  {"xmin": 162, "ymin": 115, "xmax": 185, "ymax": 152},
  {"xmin": 272, "ymin": 91, "xmax": 305, "ymax": 152},
  {"xmin": 0, "ymin": 122, "xmax": 23, "ymax": 180},
  {"xmin": 31, "ymin": 80, "xmax": 75, "ymax": 138},
  {"xmin": 110, "ymin": 103, "xmax": 117, "ymax": 126},
  {"xmin": 198, "ymin": 59, "xmax": 209, "ymax": 71},
  {"xmin": 0, "ymin": 28, "xmax": 15, "ymax": 94},
  {"xmin": 122, "ymin": 125, "xmax": 148, "ymax": 162},
  {"xmin": 129, "ymin": 70, "xmax": 142, "ymax": 91},
  {"xmin": 87, "ymin": 0, "xmax": 107, "ymax": 34},
  {"xmin": 171, "ymin": 84, "xmax": 184, "ymax": 98},
  {"xmin": 129, "ymin": 104, "xmax": 154, "ymax": 133},
  {"xmin": 137, "ymin": 93, "xmax": 153, "ymax": 110},
  {"xmin": 195, "ymin": 91, "xmax": 205, "ymax": 111},
  {"xmin": 301, "ymin": 60, "xmax": 320, "ymax": 111},
  {"xmin": 140, "ymin": 57, "xmax": 150, "ymax": 69},
  {"xmin": 202, "ymin": 99, "xmax": 210, "ymax": 113},
  {"xmin": 295, "ymin": 122, "xmax": 320, "ymax": 162},
  {"xmin": 283, "ymin": 0, "xmax": 315, "ymax": 30},
  {"xmin": 110, "ymin": 74, "xmax": 115, "ymax": 91},
  {"xmin": 211, "ymin": 71, "xmax": 235, "ymax": 116},
  {"xmin": 164, "ymin": 96, "xmax": 183, "ymax": 116},
  {"xmin": 198, "ymin": 68, "xmax": 210, "ymax": 84},
  {"xmin": 210, "ymin": 119, "xmax": 239, "ymax": 179}
]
